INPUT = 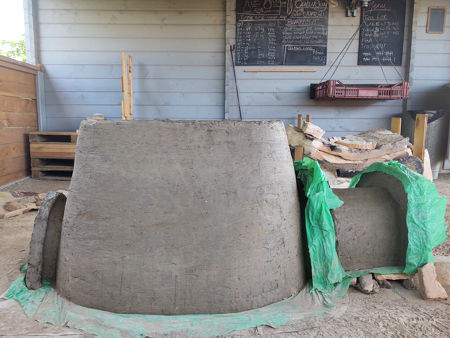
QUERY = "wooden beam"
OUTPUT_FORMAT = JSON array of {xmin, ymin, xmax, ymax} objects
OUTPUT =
[
  {"xmin": 306, "ymin": 115, "xmax": 312, "ymax": 122},
  {"xmin": 128, "ymin": 55, "xmax": 133, "ymax": 118},
  {"xmin": 294, "ymin": 146, "xmax": 304, "ymax": 162},
  {"xmin": 297, "ymin": 114, "xmax": 303, "ymax": 128},
  {"xmin": 121, "ymin": 51, "xmax": 129, "ymax": 120},
  {"xmin": 390, "ymin": 117, "xmax": 402, "ymax": 135},
  {"xmin": 413, "ymin": 114, "xmax": 427, "ymax": 161},
  {"xmin": 0, "ymin": 55, "xmax": 42, "ymax": 72}
]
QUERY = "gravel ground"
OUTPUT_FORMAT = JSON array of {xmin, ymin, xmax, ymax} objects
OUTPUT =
[
  {"xmin": 433, "ymin": 173, "xmax": 450, "ymax": 256},
  {"xmin": 0, "ymin": 176, "xmax": 449, "ymax": 337}
]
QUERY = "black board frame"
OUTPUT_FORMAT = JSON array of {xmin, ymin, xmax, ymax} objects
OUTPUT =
[
  {"xmin": 235, "ymin": 0, "xmax": 329, "ymax": 66},
  {"xmin": 358, "ymin": 0, "xmax": 407, "ymax": 66}
]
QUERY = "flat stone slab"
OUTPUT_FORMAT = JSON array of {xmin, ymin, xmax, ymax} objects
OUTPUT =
[{"xmin": 55, "ymin": 120, "xmax": 306, "ymax": 315}]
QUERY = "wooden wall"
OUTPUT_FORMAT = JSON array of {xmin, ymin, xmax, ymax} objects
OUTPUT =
[
  {"xmin": 36, "ymin": 0, "xmax": 226, "ymax": 131},
  {"xmin": 407, "ymin": 0, "xmax": 450, "ymax": 111},
  {"xmin": 32, "ymin": 0, "xmax": 448, "ymax": 138},
  {"xmin": 0, "ymin": 56, "xmax": 39, "ymax": 185},
  {"xmin": 225, "ymin": 0, "xmax": 412, "ymax": 137}
]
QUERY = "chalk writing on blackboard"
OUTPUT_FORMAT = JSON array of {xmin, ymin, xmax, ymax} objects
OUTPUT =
[
  {"xmin": 358, "ymin": 0, "xmax": 406, "ymax": 66},
  {"xmin": 236, "ymin": 0, "xmax": 329, "ymax": 66}
]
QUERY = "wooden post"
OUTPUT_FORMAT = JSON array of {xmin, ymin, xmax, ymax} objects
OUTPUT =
[
  {"xmin": 121, "ymin": 52, "xmax": 133, "ymax": 120},
  {"xmin": 413, "ymin": 114, "xmax": 427, "ymax": 161},
  {"xmin": 391, "ymin": 117, "xmax": 402, "ymax": 135},
  {"xmin": 121, "ymin": 52, "xmax": 129, "ymax": 120},
  {"xmin": 306, "ymin": 114, "xmax": 312, "ymax": 122},
  {"xmin": 297, "ymin": 114, "xmax": 303, "ymax": 128},
  {"xmin": 294, "ymin": 146, "xmax": 304, "ymax": 161},
  {"xmin": 128, "ymin": 55, "xmax": 133, "ymax": 118}
]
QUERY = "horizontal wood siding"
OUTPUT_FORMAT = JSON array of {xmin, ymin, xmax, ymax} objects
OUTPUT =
[
  {"xmin": 0, "ymin": 57, "xmax": 38, "ymax": 185},
  {"xmin": 226, "ymin": 0, "xmax": 412, "ymax": 137},
  {"xmin": 37, "ymin": 0, "xmax": 226, "ymax": 131},
  {"xmin": 408, "ymin": 0, "xmax": 450, "ymax": 112}
]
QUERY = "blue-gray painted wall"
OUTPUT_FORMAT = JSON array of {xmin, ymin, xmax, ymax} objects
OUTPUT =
[{"xmin": 33, "ymin": 0, "xmax": 449, "ymax": 138}]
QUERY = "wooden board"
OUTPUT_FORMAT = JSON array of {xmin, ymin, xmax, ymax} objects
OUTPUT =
[
  {"xmin": 413, "ymin": 114, "xmax": 427, "ymax": 161},
  {"xmin": 0, "ymin": 67, "xmax": 37, "ymax": 98},
  {"xmin": 0, "ymin": 156, "xmax": 28, "ymax": 177},
  {"xmin": 30, "ymin": 143, "xmax": 77, "ymax": 159},
  {"xmin": 0, "ymin": 170, "xmax": 29, "ymax": 186},
  {"xmin": 0, "ymin": 112, "xmax": 38, "ymax": 128},
  {"xmin": 0, "ymin": 127, "xmax": 37, "ymax": 144},
  {"xmin": 0, "ymin": 96, "xmax": 36, "ymax": 114},
  {"xmin": 391, "ymin": 117, "xmax": 402, "ymax": 135},
  {"xmin": 0, "ymin": 142, "xmax": 29, "ymax": 159}
]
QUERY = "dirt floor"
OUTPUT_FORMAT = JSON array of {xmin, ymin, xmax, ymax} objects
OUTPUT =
[{"xmin": 0, "ymin": 176, "xmax": 449, "ymax": 337}]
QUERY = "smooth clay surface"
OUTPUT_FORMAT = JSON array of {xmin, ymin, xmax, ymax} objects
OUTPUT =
[
  {"xmin": 26, "ymin": 192, "xmax": 66, "ymax": 290},
  {"xmin": 56, "ymin": 120, "xmax": 305, "ymax": 315},
  {"xmin": 331, "ymin": 172, "xmax": 408, "ymax": 271}
]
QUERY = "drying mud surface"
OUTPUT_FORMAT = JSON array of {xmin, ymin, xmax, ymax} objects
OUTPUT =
[{"xmin": 1, "ymin": 175, "xmax": 450, "ymax": 336}]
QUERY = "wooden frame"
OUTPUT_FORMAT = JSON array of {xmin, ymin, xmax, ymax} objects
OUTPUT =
[{"xmin": 426, "ymin": 6, "xmax": 446, "ymax": 34}]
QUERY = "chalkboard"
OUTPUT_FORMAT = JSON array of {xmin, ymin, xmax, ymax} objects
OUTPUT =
[
  {"xmin": 236, "ymin": 0, "xmax": 329, "ymax": 66},
  {"xmin": 427, "ymin": 7, "xmax": 446, "ymax": 34},
  {"xmin": 358, "ymin": 0, "xmax": 406, "ymax": 66}
]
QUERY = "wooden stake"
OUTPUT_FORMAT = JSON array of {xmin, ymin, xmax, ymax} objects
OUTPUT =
[
  {"xmin": 391, "ymin": 117, "xmax": 402, "ymax": 135},
  {"xmin": 294, "ymin": 146, "xmax": 304, "ymax": 162},
  {"xmin": 128, "ymin": 55, "xmax": 133, "ymax": 118},
  {"xmin": 297, "ymin": 114, "xmax": 303, "ymax": 128},
  {"xmin": 121, "ymin": 52, "xmax": 133, "ymax": 120},
  {"xmin": 306, "ymin": 115, "xmax": 312, "ymax": 122},
  {"xmin": 413, "ymin": 114, "xmax": 427, "ymax": 161}
]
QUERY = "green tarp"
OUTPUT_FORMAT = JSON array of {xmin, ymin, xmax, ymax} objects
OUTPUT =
[{"xmin": 294, "ymin": 158, "xmax": 447, "ymax": 294}]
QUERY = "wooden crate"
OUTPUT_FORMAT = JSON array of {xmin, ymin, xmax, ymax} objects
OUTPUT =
[{"xmin": 29, "ymin": 131, "xmax": 77, "ymax": 180}]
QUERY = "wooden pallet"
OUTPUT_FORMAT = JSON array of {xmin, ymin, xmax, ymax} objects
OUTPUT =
[{"xmin": 29, "ymin": 132, "xmax": 77, "ymax": 180}]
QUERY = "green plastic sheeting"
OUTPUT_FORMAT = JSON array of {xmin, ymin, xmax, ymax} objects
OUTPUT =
[
  {"xmin": 294, "ymin": 158, "xmax": 447, "ymax": 294},
  {"xmin": 350, "ymin": 161, "xmax": 447, "ymax": 275},
  {"xmin": 5, "ymin": 274, "xmax": 347, "ymax": 337},
  {"xmin": 294, "ymin": 158, "xmax": 346, "ymax": 292}
]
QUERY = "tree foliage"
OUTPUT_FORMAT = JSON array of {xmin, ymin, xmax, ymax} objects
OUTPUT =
[{"xmin": 0, "ymin": 35, "xmax": 26, "ymax": 62}]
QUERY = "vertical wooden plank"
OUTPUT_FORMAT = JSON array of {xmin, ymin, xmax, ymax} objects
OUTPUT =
[
  {"xmin": 128, "ymin": 55, "xmax": 133, "ymax": 118},
  {"xmin": 413, "ymin": 114, "xmax": 427, "ymax": 161},
  {"xmin": 391, "ymin": 117, "xmax": 402, "ymax": 135},
  {"xmin": 121, "ymin": 51, "xmax": 129, "ymax": 120},
  {"xmin": 306, "ymin": 115, "xmax": 312, "ymax": 122},
  {"xmin": 297, "ymin": 114, "xmax": 303, "ymax": 128},
  {"xmin": 294, "ymin": 146, "xmax": 304, "ymax": 162}
]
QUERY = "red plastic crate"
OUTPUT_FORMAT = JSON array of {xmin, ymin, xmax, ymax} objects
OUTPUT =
[{"xmin": 311, "ymin": 80, "xmax": 410, "ymax": 100}]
